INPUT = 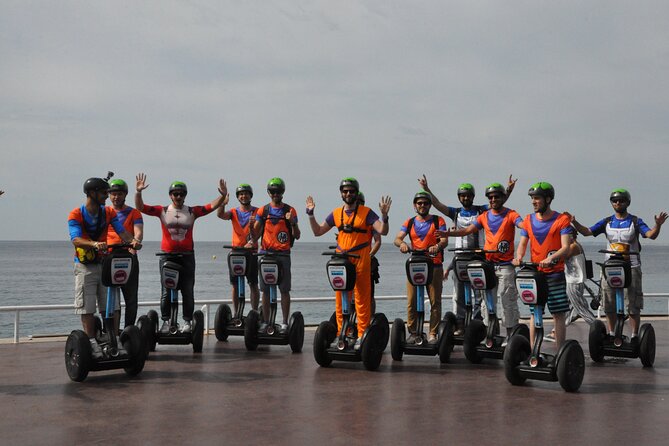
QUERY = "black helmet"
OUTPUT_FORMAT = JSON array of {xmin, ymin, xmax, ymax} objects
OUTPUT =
[
  {"xmin": 108, "ymin": 179, "xmax": 128, "ymax": 194},
  {"xmin": 83, "ymin": 178, "xmax": 110, "ymax": 195},
  {"xmin": 236, "ymin": 183, "xmax": 253, "ymax": 197},
  {"xmin": 267, "ymin": 177, "xmax": 285, "ymax": 194},
  {"xmin": 169, "ymin": 181, "xmax": 188, "ymax": 195},
  {"xmin": 413, "ymin": 190, "xmax": 432, "ymax": 204},
  {"xmin": 610, "ymin": 188, "xmax": 631, "ymax": 204},
  {"xmin": 339, "ymin": 177, "xmax": 360, "ymax": 192},
  {"xmin": 528, "ymin": 182, "xmax": 555, "ymax": 200},
  {"xmin": 457, "ymin": 183, "xmax": 475, "ymax": 196},
  {"xmin": 484, "ymin": 183, "xmax": 506, "ymax": 198}
]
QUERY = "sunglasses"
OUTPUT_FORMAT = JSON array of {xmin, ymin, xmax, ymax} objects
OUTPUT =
[
  {"xmin": 171, "ymin": 192, "xmax": 186, "ymax": 198},
  {"xmin": 610, "ymin": 199, "xmax": 627, "ymax": 204},
  {"xmin": 415, "ymin": 201, "xmax": 430, "ymax": 206},
  {"xmin": 488, "ymin": 195, "xmax": 502, "ymax": 200},
  {"xmin": 269, "ymin": 191, "xmax": 283, "ymax": 196},
  {"xmin": 341, "ymin": 189, "xmax": 357, "ymax": 195}
]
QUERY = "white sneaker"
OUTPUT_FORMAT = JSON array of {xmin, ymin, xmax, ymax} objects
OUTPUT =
[
  {"xmin": 181, "ymin": 321, "xmax": 192, "ymax": 333},
  {"xmin": 353, "ymin": 337, "xmax": 362, "ymax": 351},
  {"xmin": 89, "ymin": 338, "xmax": 103, "ymax": 359},
  {"xmin": 258, "ymin": 322, "xmax": 268, "ymax": 333},
  {"xmin": 280, "ymin": 323, "xmax": 289, "ymax": 333},
  {"xmin": 428, "ymin": 334, "xmax": 438, "ymax": 344}
]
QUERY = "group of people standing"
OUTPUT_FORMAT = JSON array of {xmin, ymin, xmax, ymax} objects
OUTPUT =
[{"xmin": 67, "ymin": 172, "xmax": 667, "ymax": 356}]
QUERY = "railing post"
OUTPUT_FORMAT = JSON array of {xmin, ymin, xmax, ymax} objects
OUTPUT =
[
  {"xmin": 203, "ymin": 304, "xmax": 209, "ymax": 333},
  {"xmin": 14, "ymin": 310, "xmax": 20, "ymax": 344}
]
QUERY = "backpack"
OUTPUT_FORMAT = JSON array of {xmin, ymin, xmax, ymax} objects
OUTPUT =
[
  {"xmin": 258, "ymin": 204, "xmax": 295, "ymax": 247},
  {"xmin": 604, "ymin": 215, "xmax": 642, "ymax": 252}
]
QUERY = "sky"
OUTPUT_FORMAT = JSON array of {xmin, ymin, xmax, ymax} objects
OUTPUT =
[{"xmin": 1, "ymin": 1, "xmax": 668, "ymax": 242}]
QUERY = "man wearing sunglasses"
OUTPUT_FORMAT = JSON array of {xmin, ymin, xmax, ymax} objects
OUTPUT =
[
  {"xmin": 394, "ymin": 191, "xmax": 448, "ymax": 344},
  {"xmin": 135, "ymin": 173, "xmax": 227, "ymax": 334},
  {"xmin": 570, "ymin": 189, "xmax": 667, "ymax": 340},
  {"xmin": 252, "ymin": 177, "xmax": 301, "ymax": 332},
  {"xmin": 419, "ymin": 174, "xmax": 516, "ymax": 336},
  {"xmin": 438, "ymin": 183, "xmax": 523, "ymax": 342},
  {"xmin": 306, "ymin": 178, "xmax": 392, "ymax": 349}
]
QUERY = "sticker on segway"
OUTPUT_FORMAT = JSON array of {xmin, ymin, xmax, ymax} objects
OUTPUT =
[
  {"xmin": 516, "ymin": 278, "xmax": 539, "ymax": 304},
  {"xmin": 277, "ymin": 231, "xmax": 289, "ymax": 244},
  {"xmin": 162, "ymin": 268, "xmax": 180, "ymax": 289},
  {"xmin": 604, "ymin": 266, "xmax": 626, "ymax": 288},
  {"xmin": 110, "ymin": 257, "xmax": 132, "ymax": 285},
  {"xmin": 408, "ymin": 263, "xmax": 429, "ymax": 286},
  {"xmin": 261, "ymin": 263, "xmax": 279, "ymax": 285},
  {"xmin": 455, "ymin": 260, "xmax": 469, "ymax": 281},
  {"xmin": 467, "ymin": 267, "xmax": 487, "ymax": 290},
  {"xmin": 497, "ymin": 240, "xmax": 510, "ymax": 254},
  {"xmin": 230, "ymin": 255, "xmax": 247, "ymax": 276},
  {"xmin": 327, "ymin": 265, "xmax": 348, "ymax": 290}
]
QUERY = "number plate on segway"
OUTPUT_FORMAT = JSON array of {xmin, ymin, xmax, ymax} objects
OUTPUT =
[
  {"xmin": 603, "ymin": 266, "xmax": 626, "ymax": 289},
  {"xmin": 109, "ymin": 257, "xmax": 132, "ymax": 286},
  {"xmin": 229, "ymin": 253, "xmax": 247, "ymax": 276},
  {"xmin": 516, "ymin": 278, "xmax": 539, "ymax": 305},
  {"xmin": 261, "ymin": 263, "xmax": 280, "ymax": 285},
  {"xmin": 408, "ymin": 262, "xmax": 430, "ymax": 287},
  {"xmin": 162, "ymin": 265, "xmax": 180, "ymax": 289},
  {"xmin": 454, "ymin": 258, "xmax": 470, "ymax": 282},
  {"xmin": 466, "ymin": 267, "xmax": 488, "ymax": 290},
  {"xmin": 327, "ymin": 265, "xmax": 349, "ymax": 290}
]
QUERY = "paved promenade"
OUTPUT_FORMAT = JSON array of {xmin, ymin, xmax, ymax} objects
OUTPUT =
[{"xmin": 1, "ymin": 319, "xmax": 668, "ymax": 445}]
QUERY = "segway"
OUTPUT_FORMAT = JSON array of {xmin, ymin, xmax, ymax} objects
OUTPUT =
[
  {"xmin": 444, "ymin": 248, "xmax": 487, "ymax": 347},
  {"xmin": 588, "ymin": 250, "xmax": 655, "ymax": 367},
  {"xmin": 243, "ymin": 251, "xmax": 304, "ymax": 353},
  {"xmin": 65, "ymin": 244, "xmax": 147, "ymax": 382},
  {"xmin": 214, "ymin": 245, "xmax": 256, "ymax": 341},
  {"xmin": 503, "ymin": 263, "xmax": 585, "ymax": 392},
  {"xmin": 313, "ymin": 250, "xmax": 385, "ymax": 371},
  {"xmin": 462, "ymin": 258, "xmax": 529, "ymax": 363},
  {"xmin": 142, "ymin": 252, "xmax": 205, "ymax": 353},
  {"xmin": 391, "ymin": 250, "xmax": 453, "ymax": 363}
]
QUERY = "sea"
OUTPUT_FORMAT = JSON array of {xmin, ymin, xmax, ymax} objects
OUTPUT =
[{"xmin": 1, "ymin": 240, "xmax": 668, "ymax": 339}]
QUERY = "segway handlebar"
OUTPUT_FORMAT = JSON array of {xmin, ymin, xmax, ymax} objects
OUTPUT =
[
  {"xmin": 156, "ymin": 251, "xmax": 193, "ymax": 257},
  {"xmin": 447, "ymin": 247, "xmax": 498, "ymax": 254},
  {"xmin": 598, "ymin": 249, "xmax": 639, "ymax": 256},
  {"xmin": 321, "ymin": 250, "xmax": 360, "ymax": 259}
]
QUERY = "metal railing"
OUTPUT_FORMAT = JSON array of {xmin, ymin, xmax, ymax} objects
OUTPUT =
[{"xmin": 2, "ymin": 293, "xmax": 669, "ymax": 344}]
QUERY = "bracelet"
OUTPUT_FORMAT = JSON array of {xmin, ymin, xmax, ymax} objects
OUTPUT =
[
  {"xmin": 382, "ymin": 216, "xmax": 389, "ymax": 223},
  {"xmin": 306, "ymin": 208, "xmax": 314, "ymax": 216}
]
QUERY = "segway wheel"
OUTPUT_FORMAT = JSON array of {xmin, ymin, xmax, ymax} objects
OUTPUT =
[
  {"xmin": 509, "ymin": 323, "xmax": 530, "ymax": 340},
  {"xmin": 588, "ymin": 319, "xmax": 606, "ymax": 363},
  {"xmin": 244, "ymin": 310, "xmax": 260, "ymax": 351},
  {"xmin": 639, "ymin": 323, "xmax": 656, "ymax": 368},
  {"xmin": 288, "ymin": 312, "xmax": 305, "ymax": 353},
  {"xmin": 557, "ymin": 340, "xmax": 585, "ymax": 392},
  {"xmin": 147, "ymin": 310, "xmax": 159, "ymax": 352},
  {"xmin": 329, "ymin": 311, "xmax": 337, "ymax": 327},
  {"xmin": 214, "ymin": 304, "xmax": 232, "ymax": 342},
  {"xmin": 65, "ymin": 330, "xmax": 92, "ymax": 382},
  {"xmin": 361, "ymin": 324, "xmax": 383, "ymax": 371},
  {"xmin": 503, "ymin": 334, "xmax": 530, "ymax": 386},
  {"xmin": 390, "ymin": 318, "xmax": 405, "ymax": 361},
  {"xmin": 313, "ymin": 321, "xmax": 335, "ymax": 367},
  {"xmin": 463, "ymin": 319, "xmax": 486, "ymax": 364},
  {"xmin": 438, "ymin": 319, "xmax": 454, "ymax": 364},
  {"xmin": 192, "ymin": 310, "xmax": 205, "ymax": 353},
  {"xmin": 136, "ymin": 315, "xmax": 153, "ymax": 357},
  {"xmin": 371, "ymin": 312, "xmax": 390, "ymax": 352},
  {"xmin": 121, "ymin": 325, "xmax": 146, "ymax": 376},
  {"xmin": 443, "ymin": 311, "xmax": 457, "ymax": 327}
]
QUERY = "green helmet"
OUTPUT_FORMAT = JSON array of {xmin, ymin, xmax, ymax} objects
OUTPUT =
[
  {"xmin": 267, "ymin": 177, "xmax": 285, "ymax": 194},
  {"xmin": 485, "ymin": 183, "xmax": 506, "ymax": 198},
  {"xmin": 339, "ymin": 177, "xmax": 359, "ymax": 192},
  {"xmin": 236, "ymin": 183, "xmax": 253, "ymax": 197},
  {"xmin": 457, "ymin": 183, "xmax": 475, "ymax": 196},
  {"xmin": 413, "ymin": 190, "xmax": 432, "ymax": 204},
  {"xmin": 528, "ymin": 182, "xmax": 555, "ymax": 200},
  {"xmin": 610, "ymin": 188, "xmax": 631, "ymax": 204},
  {"xmin": 169, "ymin": 181, "xmax": 188, "ymax": 195},
  {"xmin": 108, "ymin": 179, "xmax": 128, "ymax": 193}
]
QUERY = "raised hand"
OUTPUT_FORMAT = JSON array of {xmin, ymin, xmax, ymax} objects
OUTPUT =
[
  {"xmin": 306, "ymin": 196, "xmax": 316, "ymax": 213},
  {"xmin": 218, "ymin": 178, "xmax": 228, "ymax": 197},
  {"xmin": 379, "ymin": 196, "xmax": 392, "ymax": 215},
  {"xmin": 418, "ymin": 174, "xmax": 431, "ymax": 192},
  {"xmin": 136, "ymin": 173, "xmax": 149, "ymax": 192}
]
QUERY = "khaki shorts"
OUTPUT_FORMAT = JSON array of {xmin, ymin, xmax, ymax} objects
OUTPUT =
[
  {"xmin": 74, "ymin": 263, "xmax": 120, "ymax": 315},
  {"xmin": 602, "ymin": 267, "xmax": 643, "ymax": 315}
]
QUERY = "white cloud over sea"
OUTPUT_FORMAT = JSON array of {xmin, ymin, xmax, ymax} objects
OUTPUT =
[{"xmin": 1, "ymin": 1, "xmax": 668, "ymax": 242}]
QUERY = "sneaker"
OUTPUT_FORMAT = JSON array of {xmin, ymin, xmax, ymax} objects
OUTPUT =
[
  {"xmin": 160, "ymin": 321, "xmax": 170, "ymax": 334},
  {"xmin": 501, "ymin": 337, "xmax": 509, "ymax": 348},
  {"xmin": 454, "ymin": 321, "xmax": 465, "ymax": 337},
  {"xmin": 181, "ymin": 320, "xmax": 192, "ymax": 333},
  {"xmin": 543, "ymin": 330, "xmax": 556, "ymax": 343},
  {"xmin": 353, "ymin": 337, "xmax": 362, "ymax": 350},
  {"xmin": 406, "ymin": 334, "xmax": 417, "ymax": 345},
  {"xmin": 89, "ymin": 338, "xmax": 103, "ymax": 359},
  {"xmin": 428, "ymin": 334, "xmax": 438, "ymax": 344},
  {"xmin": 279, "ymin": 323, "xmax": 289, "ymax": 333},
  {"xmin": 258, "ymin": 322, "xmax": 268, "ymax": 333}
]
